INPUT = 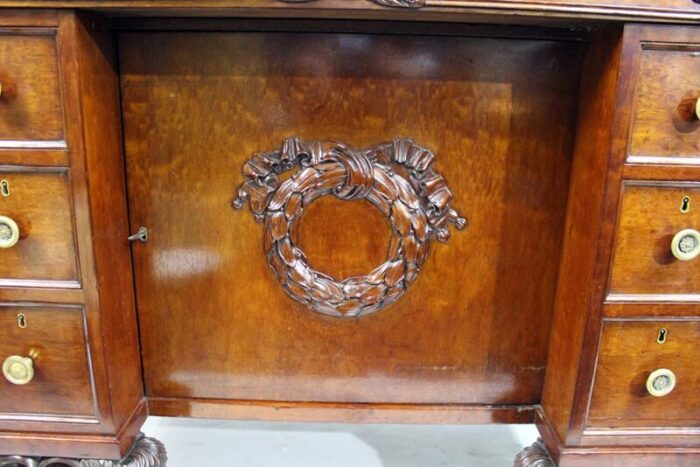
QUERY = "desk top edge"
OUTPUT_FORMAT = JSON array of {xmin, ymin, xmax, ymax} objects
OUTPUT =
[{"xmin": 0, "ymin": 1, "xmax": 698, "ymax": 25}]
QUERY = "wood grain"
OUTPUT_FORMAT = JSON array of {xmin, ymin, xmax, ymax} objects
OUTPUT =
[
  {"xmin": 0, "ymin": 31, "xmax": 64, "ymax": 146},
  {"xmin": 67, "ymin": 10, "xmax": 146, "ymax": 437},
  {"xmin": 536, "ymin": 408, "xmax": 700, "ymax": 464},
  {"xmin": 150, "ymin": 397, "xmax": 536, "ymax": 424},
  {"xmin": 609, "ymin": 183, "xmax": 700, "ymax": 297},
  {"xmin": 121, "ymin": 31, "xmax": 581, "ymax": 405},
  {"xmin": 628, "ymin": 44, "xmax": 700, "ymax": 163},
  {"xmin": 0, "ymin": 305, "xmax": 96, "ymax": 419},
  {"xmin": 604, "ymin": 302, "xmax": 700, "ymax": 317},
  {"xmin": 540, "ymin": 25, "xmax": 625, "ymax": 444},
  {"xmin": 587, "ymin": 318, "xmax": 700, "ymax": 428},
  {"xmin": 0, "ymin": 169, "xmax": 79, "ymax": 286},
  {"xmin": 0, "ymin": 0, "xmax": 699, "ymax": 23},
  {"xmin": 0, "ymin": 11, "xmax": 147, "ymax": 460}
]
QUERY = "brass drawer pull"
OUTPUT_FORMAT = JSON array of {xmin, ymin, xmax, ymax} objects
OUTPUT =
[
  {"xmin": 2, "ymin": 355, "xmax": 34, "ymax": 386},
  {"xmin": 0, "ymin": 215, "xmax": 20, "ymax": 249},
  {"xmin": 646, "ymin": 368, "xmax": 676, "ymax": 397},
  {"xmin": 670, "ymin": 228, "xmax": 700, "ymax": 261},
  {"xmin": 677, "ymin": 95, "xmax": 700, "ymax": 122}
]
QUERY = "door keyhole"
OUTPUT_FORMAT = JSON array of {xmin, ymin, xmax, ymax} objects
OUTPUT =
[
  {"xmin": 681, "ymin": 196, "xmax": 690, "ymax": 213},
  {"xmin": 657, "ymin": 328, "xmax": 668, "ymax": 344}
]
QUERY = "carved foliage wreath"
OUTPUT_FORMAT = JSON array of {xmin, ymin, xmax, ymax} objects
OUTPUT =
[{"xmin": 233, "ymin": 138, "xmax": 466, "ymax": 318}]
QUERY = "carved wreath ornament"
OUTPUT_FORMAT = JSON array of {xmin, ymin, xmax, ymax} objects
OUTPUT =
[{"xmin": 233, "ymin": 138, "xmax": 466, "ymax": 318}]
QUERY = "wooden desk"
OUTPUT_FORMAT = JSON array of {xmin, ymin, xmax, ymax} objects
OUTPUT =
[{"xmin": 0, "ymin": 2, "xmax": 698, "ymax": 465}]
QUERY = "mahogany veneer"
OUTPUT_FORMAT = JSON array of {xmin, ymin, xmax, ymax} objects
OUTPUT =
[
  {"xmin": 0, "ymin": 30, "xmax": 64, "ymax": 147},
  {"xmin": 628, "ymin": 44, "xmax": 700, "ymax": 164},
  {"xmin": 609, "ymin": 183, "xmax": 700, "ymax": 298},
  {"xmin": 120, "ymin": 30, "xmax": 579, "ymax": 406},
  {"xmin": 0, "ymin": 2, "xmax": 698, "ymax": 466},
  {"xmin": 0, "ymin": 11, "xmax": 144, "ymax": 460},
  {"xmin": 588, "ymin": 318, "xmax": 700, "ymax": 429},
  {"xmin": 0, "ymin": 170, "xmax": 78, "ymax": 287},
  {"xmin": 0, "ymin": 306, "xmax": 96, "ymax": 421}
]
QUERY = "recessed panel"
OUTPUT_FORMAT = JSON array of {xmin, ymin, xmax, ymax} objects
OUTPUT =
[
  {"xmin": 121, "ymin": 31, "xmax": 581, "ymax": 404},
  {"xmin": 609, "ymin": 183, "xmax": 700, "ymax": 299},
  {"xmin": 0, "ymin": 306, "xmax": 97, "ymax": 421},
  {"xmin": 588, "ymin": 317, "xmax": 700, "ymax": 429},
  {"xmin": 628, "ymin": 45, "xmax": 700, "ymax": 164},
  {"xmin": 0, "ymin": 32, "xmax": 65, "ymax": 147},
  {"xmin": 0, "ymin": 170, "xmax": 79, "ymax": 287}
]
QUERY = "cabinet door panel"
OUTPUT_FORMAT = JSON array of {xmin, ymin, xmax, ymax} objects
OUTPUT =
[{"xmin": 120, "ymin": 31, "xmax": 581, "ymax": 404}]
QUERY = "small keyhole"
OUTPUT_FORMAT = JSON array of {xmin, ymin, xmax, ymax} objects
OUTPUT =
[
  {"xmin": 656, "ymin": 328, "xmax": 668, "ymax": 344},
  {"xmin": 17, "ymin": 313, "xmax": 27, "ymax": 329},
  {"xmin": 0, "ymin": 180, "xmax": 9, "ymax": 197},
  {"xmin": 680, "ymin": 196, "xmax": 690, "ymax": 213}
]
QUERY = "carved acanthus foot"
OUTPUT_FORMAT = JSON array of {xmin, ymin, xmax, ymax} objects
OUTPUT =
[
  {"xmin": 0, "ymin": 455, "xmax": 40, "ymax": 467},
  {"xmin": 80, "ymin": 434, "xmax": 166, "ymax": 467},
  {"xmin": 1, "ymin": 434, "xmax": 166, "ymax": 467},
  {"xmin": 513, "ymin": 438, "xmax": 556, "ymax": 467}
]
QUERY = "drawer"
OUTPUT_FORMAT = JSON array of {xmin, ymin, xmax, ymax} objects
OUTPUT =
[
  {"xmin": 588, "ymin": 319, "xmax": 700, "ymax": 429},
  {"xmin": 0, "ymin": 306, "xmax": 97, "ymax": 420},
  {"xmin": 628, "ymin": 44, "xmax": 699, "ymax": 164},
  {"xmin": 609, "ymin": 183, "xmax": 699, "ymax": 298},
  {"xmin": 0, "ymin": 31, "xmax": 65, "ymax": 147},
  {"xmin": 0, "ymin": 170, "xmax": 79, "ymax": 287}
]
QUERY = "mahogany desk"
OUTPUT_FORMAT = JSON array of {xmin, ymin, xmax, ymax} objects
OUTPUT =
[{"xmin": 0, "ymin": 1, "xmax": 698, "ymax": 465}]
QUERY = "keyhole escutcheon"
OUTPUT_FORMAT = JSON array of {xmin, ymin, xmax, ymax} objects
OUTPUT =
[
  {"xmin": 680, "ymin": 196, "xmax": 690, "ymax": 213},
  {"xmin": 657, "ymin": 328, "xmax": 668, "ymax": 344}
]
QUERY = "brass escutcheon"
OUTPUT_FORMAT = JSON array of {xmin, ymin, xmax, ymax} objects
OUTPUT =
[
  {"xmin": 656, "ymin": 328, "xmax": 668, "ymax": 344},
  {"xmin": 680, "ymin": 196, "xmax": 690, "ymax": 213}
]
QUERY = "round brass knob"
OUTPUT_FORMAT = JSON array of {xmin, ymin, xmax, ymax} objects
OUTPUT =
[
  {"xmin": 2, "ymin": 355, "xmax": 34, "ymax": 385},
  {"xmin": 671, "ymin": 228, "xmax": 700, "ymax": 261},
  {"xmin": 0, "ymin": 215, "xmax": 20, "ymax": 249},
  {"xmin": 646, "ymin": 368, "xmax": 676, "ymax": 397},
  {"xmin": 677, "ymin": 95, "xmax": 700, "ymax": 122}
]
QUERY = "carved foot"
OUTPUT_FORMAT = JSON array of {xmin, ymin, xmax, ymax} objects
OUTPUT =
[
  {"xmin": 0, "ymin": 455, "xmax": 40, "ymax": 467},
  {"xmin": 514, "ymin": 438, "xmax": 556, "ymax": 467},
  {"xmin": 0, "ymin": 434, "xmax": 166, "ymax": 467}
]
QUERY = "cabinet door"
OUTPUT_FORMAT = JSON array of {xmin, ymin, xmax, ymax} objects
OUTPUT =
[{"xmin": 120, "ymin": 31, "xmax": 581, "ymax": 405}]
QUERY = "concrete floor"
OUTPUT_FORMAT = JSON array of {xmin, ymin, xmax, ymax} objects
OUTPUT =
[{"xmin": 142, "ymin": 417, "xmax": 538, "ymax": 466}]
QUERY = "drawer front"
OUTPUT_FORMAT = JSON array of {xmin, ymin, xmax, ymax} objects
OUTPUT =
[
  {"xmin": 0, "ymin": 306, "xmax": 97, "ymax": 421},
  {"xmin": 0, "ymin": 31, "xmax": 65, "ymax": 147},
  {"xmin": 628, "ymin": 44, "xmax": 699, "ymax": 164},
  {"xmin": 0, "ymin": 170, "xmax": 79, "ymax": 286},
  {"xmin": 588, "ymin": 319, "xmax": 699, "ymax": 429},
  {"xmin": 609, "ymin": 183, "xmax": 699, "ymax": 298}
]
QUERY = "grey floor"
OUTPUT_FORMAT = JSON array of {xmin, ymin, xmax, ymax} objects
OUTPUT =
[{"xmin": 142, "ymin": 417, "xmax": 538, "ymax": 467}]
